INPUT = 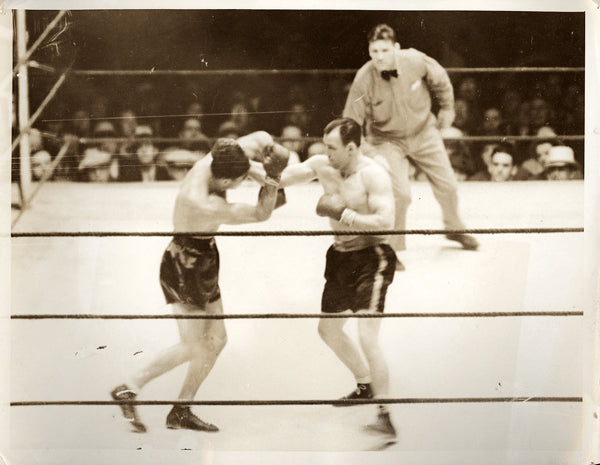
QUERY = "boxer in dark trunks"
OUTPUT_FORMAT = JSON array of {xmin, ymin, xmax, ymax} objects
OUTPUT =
[
  {"xmin": 259, "ymin": 118, "xmax": 398, "ymax": 439},
  {"xmin": 111, "ymin": 134, "xmax": 289, "ymax": 433}
]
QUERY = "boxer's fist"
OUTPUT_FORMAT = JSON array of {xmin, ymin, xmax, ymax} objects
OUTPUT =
[
  {"xmin": 263, "ymin": 143, "xmax": 290, "ymax": 180},
  {"xmin": 316, "ymin": 194, "xmax": 346, "ymax": 221}
]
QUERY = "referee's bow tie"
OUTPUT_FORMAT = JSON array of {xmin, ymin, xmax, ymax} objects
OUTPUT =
[{"xmin": 381, "ymin": 69, "xmax": 398, "ymax": 81}]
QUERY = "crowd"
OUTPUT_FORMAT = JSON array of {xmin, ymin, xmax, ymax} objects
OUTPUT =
[{"xmin": 13, "ymin": 70, "xmax": 584, "ymax": 184}]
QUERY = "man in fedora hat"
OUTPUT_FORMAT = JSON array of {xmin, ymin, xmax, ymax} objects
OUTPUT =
[{"xmin": 542, "ymin": 145, "xmax": 583, "ymax": 181}]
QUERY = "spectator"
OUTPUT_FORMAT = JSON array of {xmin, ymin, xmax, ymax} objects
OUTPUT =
[
  {"xmin": 529, "ymin": 97, "xmax": 555, "ymax": 134},
  {"xmin": 479, "ymin": 107, "xmax": 506, "ymax": 137},
  {"xmin": 440, "ymin": 126, "xmax": 475, "ymax": 181},
  {"xmin": 134, "ymin": 125, "xmax": 159, "ymax": 182},
  {"xmin": 43, "ymin": 103, "xmax": 74, "ymax": 181},
  {"xmin": 160, "ymin": 150, "xmax": 202, "ymax": 181},
  {"xmin": 134, "ymin": 81, "xmax": 162, "ymax": 136},
  {"xmin": 217, "ymin": 121, "xmax": 241, "ymax": 139},
  {"xmin": 230, "ymin": 100, "xmax": 251, "ymax": 135},
  {"xmin": 514, "ymin": 127, "xmax": 558, "ymax": 180},
  {"xmin": 285, "ymin": 101, "xmax": 314, "ymax": 135},
  {"xmin": 456, "ymin": 77, "xmax": 482, "ymax": 123},
  {"xmin": 453, "ymin": 98, "xmax": 475, "ymax": 135},
  {"xmin": 31, "ymin": 150, "xmax": 53, "ymax": 181},
  {"xmin": 279, "ymin": 124, "xmax": 303, "ymax": 164},
  {"xmin": 515, "ymin": 100, "xmax": 532, "ymax": 136},
  {"xmin": 116, "ymin": 109, "xmax": 142, "ymax": 182},
  {"xmin": 159, "ymin": 118, "xmax": 209, "ymax": 181},
  {"xmin": 468, "ymin": 142, "xmax": 498, "ymax": 181},
  {"xmin": 186, "ymin": 101, "xmax": 205, "ymax": 120},
  {"xmin": 541, "ymin": 145, "xmax": 583, "ymax": 180},
  {"xmin": 500, "ymin": 89, "xmax": 523, "ymax": 134},
  {"xmin": 306, "ymin": 141, "xmax": 327, "ymax": 158},
  {"xmin": 119, "ymin": 109, "xmax": 138, "ymax": 139},
  {"xmin": 90, "ymin": 94, "xmax": 109, "ymax": 120},
  {"xmin": 472, "ymin": 106, "xmax": 509, "ymax": 173},
  {"xmin": 219, "ymin": 92, "xmax": 254, "ymax": 136},
  {"xmin": 78, "ymin": 121, "xmax": 119, "ymax": 182},
  {"xmin": 178, "ymin": 117, "xmax": 210, "ymax": 153},
  {"xmin": 70, "ymin": 109, "xmax": 92, "ymax": 138},
  {"xmin": 469, "ymin": 143, "xmax": 518, "ymax": 182},
  {"xmin": 62, "ymin": 108, "xmax": 93, "ymax": 175},
  {"xmin": 488, "ymin": 143, "xmax": 518, "ymax": 182}
]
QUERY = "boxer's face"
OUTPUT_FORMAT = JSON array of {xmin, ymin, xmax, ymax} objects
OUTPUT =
[
  {"xmin": 368, "ymin": 39, "xmax": 397, "ymax": 72},
  {"xmin": 323, "ymin": 128, "xmax": 350, "ymax": 172}
]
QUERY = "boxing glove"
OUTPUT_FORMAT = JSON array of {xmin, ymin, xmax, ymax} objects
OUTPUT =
[
  {"xmin": 262, "ymin": 143, "xmax": 290, "ymax": 180},
  {"xmin": 316, "ymin": 194, "xmax": 346, "ymax": 221}
]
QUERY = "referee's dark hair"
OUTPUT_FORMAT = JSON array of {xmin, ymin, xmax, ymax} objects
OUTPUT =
[{"xmin": 368, "ymin": 23, "xmax": 396, "ymax": 43}]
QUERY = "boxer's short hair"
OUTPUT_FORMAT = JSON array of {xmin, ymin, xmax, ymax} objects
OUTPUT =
[{"xmin": 210, "ymin": 138, "xmax": 250, "ymax": 179}]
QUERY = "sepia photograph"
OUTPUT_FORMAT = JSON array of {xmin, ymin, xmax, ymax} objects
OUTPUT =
[{"xmin": 2, "ymin": 2, "xmax": 599, "ymax": 464}]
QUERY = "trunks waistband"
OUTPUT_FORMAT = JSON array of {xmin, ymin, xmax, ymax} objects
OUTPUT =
[{"xmin": 173, "ymin": 235, "xmax": 216, "ymax": 250}]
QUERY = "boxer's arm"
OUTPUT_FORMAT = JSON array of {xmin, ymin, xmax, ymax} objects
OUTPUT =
[
  {"xmin": 278, "ymin": 155, "xmax": 326, "ymax": 188},
  {"xmin": 198, "ymin": 187, "xmax": 279, "ymax": 225},
  {"xmin": 237, "ymin": 131, "xmax": 273, "ymax": 161},
  {"xmin": 246, "ymin": 154, "xmax": 323, "ymax": 188},
  {"xmin": 247, "ymin": 160, "xmax": 267, "ymax": 183}
]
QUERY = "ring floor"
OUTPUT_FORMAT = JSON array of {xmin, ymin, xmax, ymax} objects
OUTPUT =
[{"xmin": 9, "ymin": 180, "xmax": 586, "ymax": 464}]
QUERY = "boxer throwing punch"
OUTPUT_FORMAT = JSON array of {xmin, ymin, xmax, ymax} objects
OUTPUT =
[
  {"xmin": 274, "ymin": 118, "xmax": 398, "ymax": 439},
  {"xmin": 111, "ymin": 134, "xmax": 289, "ymax": 433}
]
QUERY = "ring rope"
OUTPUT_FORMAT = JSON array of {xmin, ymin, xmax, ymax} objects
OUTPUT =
[
  {"xmin": 10, "ymin": 311, "xmax": 583, "ymax": 320},
  {"xmin": 69, "ymin": 66, "xmax": 585, "ymax": 77},
  {"xmin": 10, "ymin": 396, "xmax": 582, "ymax": 407},
  {"xmin": 10, "ymin": 227, "xmax": 584, "ymax": 238},
  {"xmin": 68, "ymin": 134, "xmax": 584, "ymax": 144}
]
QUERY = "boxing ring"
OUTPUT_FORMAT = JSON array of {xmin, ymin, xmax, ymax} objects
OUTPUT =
[
  {"xmin": 5, "ymin": 8, "xmax": 599, "ymax": 465},
  {"xmin": 8, "ymin": 179, "xmax": 586, "ymax": 462}
]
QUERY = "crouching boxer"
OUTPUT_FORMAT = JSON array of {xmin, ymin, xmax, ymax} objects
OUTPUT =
[{"xmin": 111, "ymin": 134, "xmax": 288, "ymax": 433}]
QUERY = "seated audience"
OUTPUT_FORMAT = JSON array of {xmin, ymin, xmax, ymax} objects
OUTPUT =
[
  {"xmin": 541, "ymin": 145, "xmax": 583, "ymax": 180},
  {"xmin": 31, "ymin": 150, "xmax": 53, "ymax": 181},
  {"xmin": 279, "ymin": 124, "xmax": 303, "ymax": 164},
  {"xmin": 453, "ymin": 98, "xmax": 475, "ymax": 135},
  {"xmin": 440, "ymin": 126, "xmax": 475, "ymax": 181},
  {"xmin": 469, "ymin": 143, "xmax": 518, "ymax": 182},
  {"xmin": 514, "ymin": 126, "xmax": 559, "ymax": 180},
  {"xmin": 78, "ymin": 121, "xmax": 119, "ymax": 182},
  {"xmin": 217, "ymin": 120, "xmax": 241, "ymax": 139},
  {"xmin": 134, "ymin": 125, "xmax": 160, "ymax": 182},
  {"xmin": 306, "ymin": 141, "xmax": 327, "ymax": 158}
]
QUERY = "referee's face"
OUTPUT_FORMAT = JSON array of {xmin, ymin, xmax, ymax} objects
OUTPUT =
[{"xmin": 368, "ymin": 39, "xmax": 396, "ymax": 72}]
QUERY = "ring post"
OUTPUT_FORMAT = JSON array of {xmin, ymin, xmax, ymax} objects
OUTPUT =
[{"xmin": 16, "ymin": 10, "xmax": 31, "ymax": 207}]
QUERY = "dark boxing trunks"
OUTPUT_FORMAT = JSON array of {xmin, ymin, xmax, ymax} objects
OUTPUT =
[
  {"xmin": 159, "ymin": 236, "xmax": 221, "ymax": 308},
  {"xmin": 321, "ymin": 243, "xmax": 396, "ymax": 314}
]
